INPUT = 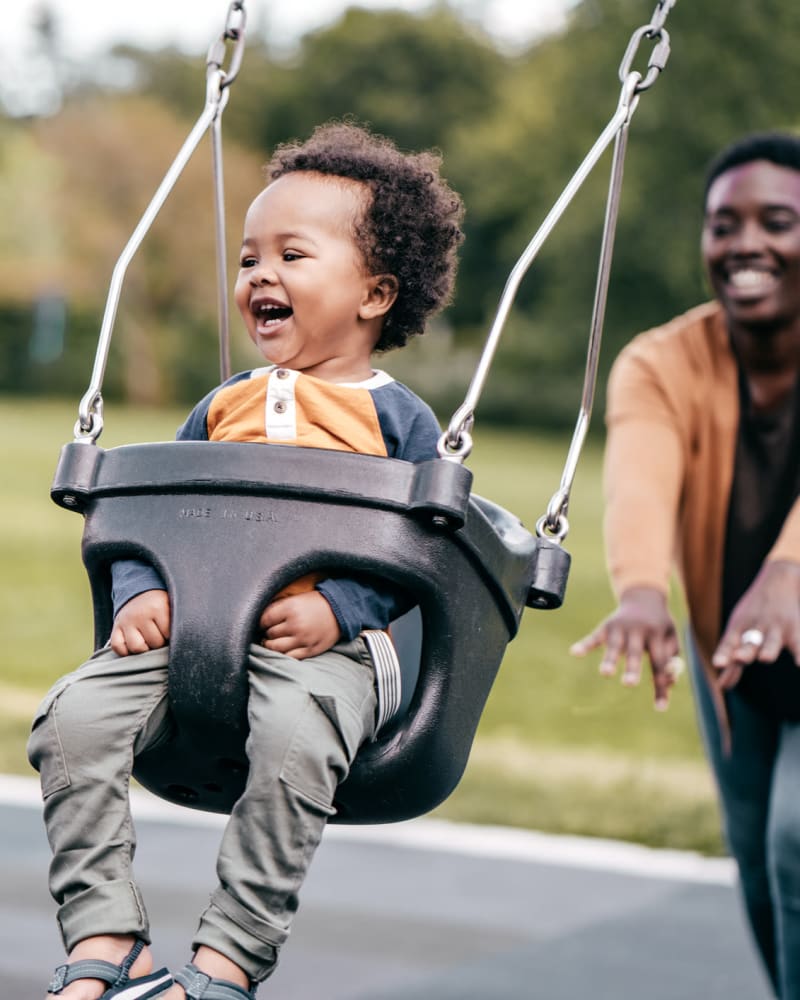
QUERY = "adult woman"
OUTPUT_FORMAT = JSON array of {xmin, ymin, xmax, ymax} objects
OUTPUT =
[{"xmin": 572, "ymin": 132, "xmax": 800, "ymax": 998}]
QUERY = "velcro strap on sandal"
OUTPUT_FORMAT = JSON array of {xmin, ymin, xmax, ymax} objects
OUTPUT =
[
  {"xmin": 49, "ymin": 958, "xmax": 128, "ymax": 994},
  {"xmin": 174, "ymin": 963, "xmax": 255, "ymax": 1000},
  {"xmin": 48, "ymin": 939, "xmax": 145, "ymax": 995}
]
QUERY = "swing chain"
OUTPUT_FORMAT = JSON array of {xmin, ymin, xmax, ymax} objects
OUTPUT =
[
  {"xmin": 72, "ymin": 3, "xmax": 248, "ymax": 443},
  {"xmin": 619, "ymin": 0, "xmax": 675, "ymax": 93},
  {"xmin": 440, "ymin": 2, "xmax": 676, "ymax": 542},
  {"xmin": 206, "ymin": 1, "xmax": 247, "ymax": 90},
  {"xmin": 535, "ymin": 5, "xmax": 678, "ymax": 537},
  {"xmin": 650, "ymin": 0, "xmax": 678, "ymax": 33}
]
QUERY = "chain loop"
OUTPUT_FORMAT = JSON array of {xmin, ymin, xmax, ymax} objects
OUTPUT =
[
  {"xmin": 75, "ymin": 390, "xmax": 103, "ymax": 442},
  {"xmin": 619, "ymin": 25, "xmax": 671, "ymax": 93},
  {"xmin": 441, "ymin": 403, "xmax": 475, "ymax": 462},
  {"xmin": 618, "ymin": 0, "xmax": 675, "ymax": 93},
  {"xmin": 650, "ymin": 0, "xmax": 678, "ymax": 33},
  {"xmin": 436, "ymin": 427, "xmax": 473, "ymax": 463},
  {"xmin": 206, "ymin": 1, "xmax": 247, "ymax": 89},
  {"xmin": 543, "ymin": 488, "xmax": 569, "ymax": 535},
  {"xmin": 536, "ymin": 511, "xmax": 570, "ymax": 544}
]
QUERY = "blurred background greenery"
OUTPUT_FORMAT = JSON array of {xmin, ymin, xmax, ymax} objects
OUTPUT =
[{"xmin": 2, "ymin": 0, "xmax": 799, "ymax": 853}]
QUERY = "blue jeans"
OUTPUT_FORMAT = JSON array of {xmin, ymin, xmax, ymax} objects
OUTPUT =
[{"xmin": 689, "ymin": 638, "xmax": 800, "ymax": 999}]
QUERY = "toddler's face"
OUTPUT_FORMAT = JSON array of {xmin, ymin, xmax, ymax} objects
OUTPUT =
[{"xmin": 235, "ymin": 172, "xmax": 384, "ymax": 382}]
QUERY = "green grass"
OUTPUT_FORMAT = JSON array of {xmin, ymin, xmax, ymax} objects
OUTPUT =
[{"xmin": 0, "ymin": 396, "xmax": 723, "ymax": 853}]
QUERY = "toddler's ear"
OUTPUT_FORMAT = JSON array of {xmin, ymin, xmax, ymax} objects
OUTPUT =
[{"xmin": 361, "ymin": 274, "xmax": 399, "ymax": 319}]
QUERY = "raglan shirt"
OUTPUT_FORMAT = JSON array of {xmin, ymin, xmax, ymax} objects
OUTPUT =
[{"xmin": 111, "ymin": 366, "xmax": 442, "ymax": 642}]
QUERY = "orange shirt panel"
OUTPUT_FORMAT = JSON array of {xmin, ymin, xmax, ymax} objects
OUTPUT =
[{"xmin": 206, "ymin": 372, "xmax": 388, "ymax": 456}]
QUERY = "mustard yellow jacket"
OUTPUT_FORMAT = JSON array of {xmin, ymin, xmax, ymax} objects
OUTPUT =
[{"xmin": 604, "ymin": 301, "xmax": 800, "ymax": 721}]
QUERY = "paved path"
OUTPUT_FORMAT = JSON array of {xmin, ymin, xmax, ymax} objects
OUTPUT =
[{"xmin": 2, "ymin": 776, "xmax": 773, "ymax": 999}]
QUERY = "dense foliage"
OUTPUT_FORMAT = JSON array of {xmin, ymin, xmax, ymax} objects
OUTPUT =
[{"xmin": 2, "ymin": 0, "xmax": 799, "ymax": 426}]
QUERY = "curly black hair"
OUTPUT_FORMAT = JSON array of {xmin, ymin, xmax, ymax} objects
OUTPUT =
[
  {"xmin": 265, "ymin": 121, "xmax": 464, "ymax": 352},
  {"xmin": 704, "ymin": 131, "xmax": 800, "ymax": 202}
]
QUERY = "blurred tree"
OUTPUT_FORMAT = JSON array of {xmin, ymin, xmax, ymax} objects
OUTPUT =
[
  {"xmin": 1, "ymin": 97, "xmax": 265, "ymax": 403},
  {"xmin": 128, "ymin": 7, "xmax": 506, "ymax": 156},
  {"xmin": 3, "ymin": 0, "xmax": 800, "ymax": 428},
  {"xmin": 252, "ymin": 6, "xmax": 506, "ymax": 152}
]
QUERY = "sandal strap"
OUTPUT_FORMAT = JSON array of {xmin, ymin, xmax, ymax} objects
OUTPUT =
[
  {"xmin": 175, "ymin": 963, "xmax": 256, "ymax": 1000},
  {"xmin": 48, "ymin": 939, "xmax": 146, "ymax": 995},
  {"xmin": 101, "ymin": 968, "xmax": 174, "ymax": 1000}
]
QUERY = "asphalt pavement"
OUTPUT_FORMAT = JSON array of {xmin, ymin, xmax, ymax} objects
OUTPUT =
[{"xmin": 1, "ymin": 775, "xmax": 774, "ymax": 999}]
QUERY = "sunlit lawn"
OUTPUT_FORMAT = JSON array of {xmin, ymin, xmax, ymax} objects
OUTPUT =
[{"xmin": 0, "ymin": 396, "xmax": 722, "ymax": 853}]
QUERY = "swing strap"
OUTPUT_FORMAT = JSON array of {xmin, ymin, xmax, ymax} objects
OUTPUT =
[
  {"xmin": 73, "ymin": 2, "xmax": 247, "ymax": 444},
  {"xmin": 439, "ymin": 0, "xmax": 678, "ymax": 544}
]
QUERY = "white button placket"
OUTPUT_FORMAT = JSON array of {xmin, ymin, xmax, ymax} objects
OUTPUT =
[{"xmin": 265, "ymin": 368, "xmax": 299, "ymax": 439}]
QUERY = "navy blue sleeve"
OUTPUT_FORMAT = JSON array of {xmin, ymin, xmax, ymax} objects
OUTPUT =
[
  {"xmin": 372, "ymin": 381, "xmax": 441, "ymax": 461},
  {"xmin": 111, "ymin": 559, "xmax": 167, "ymax": 614},
  {"xmin": 175, "ymin": 380, "xmax": 224, "ymax": 440},
  {"xmin": 316, "ymin": 576, "xmax": 413, "ymax": 640}
]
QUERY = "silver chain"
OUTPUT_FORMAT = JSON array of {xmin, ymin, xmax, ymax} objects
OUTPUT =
[
  {"xmin": 74, "ymin": 3, "xmax": 247, "ymax": 442},
  {"xmin": 439, "ymin": 1, "xmax": 678, "ymax": 543}
]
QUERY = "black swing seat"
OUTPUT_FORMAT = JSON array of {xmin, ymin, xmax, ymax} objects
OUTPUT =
[{"xmin": 52, "ymin": 439, "xmax": 568, "ymax": 824}]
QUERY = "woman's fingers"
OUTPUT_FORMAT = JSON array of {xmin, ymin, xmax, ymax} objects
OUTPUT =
[{"xmin": 569, "ymin": 627, "xmax": 606, "ymax": 658}]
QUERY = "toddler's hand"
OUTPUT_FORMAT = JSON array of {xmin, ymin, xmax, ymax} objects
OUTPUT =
[
  {"xmin": 110, "ymin": 589, "xmax": 171, "ymax": 656},
  {"xmin": 259, "ymin": 591, "xmax": 341, "ymax": 659}
]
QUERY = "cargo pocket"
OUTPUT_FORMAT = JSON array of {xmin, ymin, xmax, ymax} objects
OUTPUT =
[
  {"xmin": 27, "ymin": 680, "xmax": 71, "ymax": 798},
  {"xmin": 279, "ymin": 694, "xmax": 351, "ymax": 817}
]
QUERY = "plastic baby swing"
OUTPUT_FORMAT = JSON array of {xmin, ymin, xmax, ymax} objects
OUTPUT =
[{"xmin": 51, "ymin": 0, "xmax": 677, "ymax": 823}]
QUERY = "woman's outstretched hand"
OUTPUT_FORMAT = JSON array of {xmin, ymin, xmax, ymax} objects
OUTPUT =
[
  {"xmin": 570, "ymin": 585, "xmax": 682, "ymax": 710},
  {"xmin": 712, "ymin": 559, "xmax": 800, "ymax": 690}
]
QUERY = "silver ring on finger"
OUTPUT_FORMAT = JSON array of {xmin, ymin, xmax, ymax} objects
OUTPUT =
[
  {"xmin": 741, "ymin": 628, "xmax": 765, "ymax": 647},
  {"xmin": 665, "ymin": 655, "xmax": 685, "ymax": 680}
]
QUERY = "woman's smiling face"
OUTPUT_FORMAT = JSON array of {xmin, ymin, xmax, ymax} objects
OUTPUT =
[{"xmin": 702, "ymin": 159, "xmax": 800, "ymax": 335}]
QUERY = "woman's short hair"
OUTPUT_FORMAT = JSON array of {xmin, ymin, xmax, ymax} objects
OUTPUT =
[{"xmin": 704, "ymin": 131, "xmax": 800, "ymax": 202}]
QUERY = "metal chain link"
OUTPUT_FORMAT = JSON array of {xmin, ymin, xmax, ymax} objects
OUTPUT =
[
  {"xmin": 206, "ymin": 1, "xmax": 247, "ymax": 89},
  {"xmin": 619, "ymin": 0, "xmax": 675, "ymax": 93},
  {"xmin": 650, "ymin": 0, "xmax": 678, "ymax": 33},
  {"xmin": 207, "ymin": 2, "xmax": 248, "ymax": 384}
]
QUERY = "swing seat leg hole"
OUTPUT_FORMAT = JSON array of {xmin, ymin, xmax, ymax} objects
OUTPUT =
[
  {"xmin": 165, "ymin": 784, "xmax": 200, "ymax": 803},
  {"xmin": 218, "ymin": 757, "xmax": 247, "ymax": 776}
]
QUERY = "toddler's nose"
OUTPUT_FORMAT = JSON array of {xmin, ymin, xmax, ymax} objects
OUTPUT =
[{"xmin": 250, "ymin": 261, "xmax": 278, "ymax": 285}]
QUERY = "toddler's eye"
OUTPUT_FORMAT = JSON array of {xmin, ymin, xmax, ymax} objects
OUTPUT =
[
  {"xmin": 282, "ymin": 251, "xmax": 303, "ymax": 262},
  {"xmin": 240, "ymin": 256, "xmax": 257, "ymax": 268}
]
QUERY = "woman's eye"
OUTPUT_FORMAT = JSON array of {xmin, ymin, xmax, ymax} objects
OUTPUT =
[
  {"xmin": 764, "ymin": 215, "xmax": 797, "ymax": 234},
  {"xmin": 708, "ymin": 223, "xmax": 734, "ymax": 239}
]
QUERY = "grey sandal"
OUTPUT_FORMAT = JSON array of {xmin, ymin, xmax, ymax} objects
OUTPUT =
[
  {"xmin": 48, "ymin": 939, "xmax": 173, "ymax": 999},
  {"xmin": 174, "ymin": 963, "xmax": 256, "ymax": 999}
]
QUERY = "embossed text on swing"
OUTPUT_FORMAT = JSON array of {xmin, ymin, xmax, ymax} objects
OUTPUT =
[{"xmin": 178, "ymin": 506, "xmax": 278, "ymax": 523}]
